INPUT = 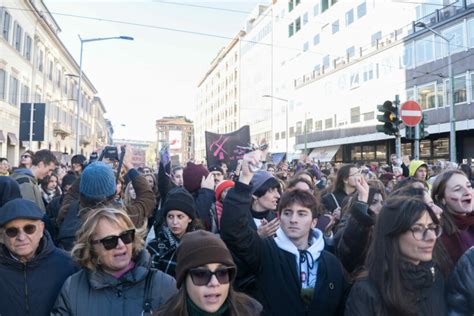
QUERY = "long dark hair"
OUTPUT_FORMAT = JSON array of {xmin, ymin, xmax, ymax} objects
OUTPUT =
[
  {"xmin": 155, "ymin": 286, "xmax": 261, "ymax": 316},
  {"xmin": 431, "ymin": 169, "xmax": 467, "ymax": 235},
  {"xmin": 334, "ymin": 164, "xmax": 355, "ymax": 193},
  {"xmin": 366, "ymin": 196, "xmax": 441, "ymax": 316}
]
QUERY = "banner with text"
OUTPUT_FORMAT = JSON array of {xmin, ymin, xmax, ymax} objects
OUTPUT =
[{"xmin": 205, "ymin": 125, "xmax": 250, "ymax": 172}]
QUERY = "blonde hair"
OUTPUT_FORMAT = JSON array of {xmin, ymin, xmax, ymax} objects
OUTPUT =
[{"xmin": 71, "ymin": 207, "xmax": 146, "ymax": 271}]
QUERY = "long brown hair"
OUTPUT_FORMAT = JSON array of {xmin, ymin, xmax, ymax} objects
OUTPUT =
[{"xmin": 154, "ymin": 287, "xmax": 261, "ymax": 316}]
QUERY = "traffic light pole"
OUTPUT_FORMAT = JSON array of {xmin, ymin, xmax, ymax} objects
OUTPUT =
[
  {"xmin": 414, "ymin": 124, "xmax": 420, "ymax": 160},
  {"xmin": 394, "ymin": 95, "xmax": 401, "ymax": 163}
]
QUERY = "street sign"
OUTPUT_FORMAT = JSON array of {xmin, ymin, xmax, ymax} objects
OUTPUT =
[{"xmin": 400, "ymin": 100, "xmax": 422, "ymax": 127}]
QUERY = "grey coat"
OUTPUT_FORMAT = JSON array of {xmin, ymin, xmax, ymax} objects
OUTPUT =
[{"xmin": 51, "ymin": 249, "xmax": 177, "ymax": 316}]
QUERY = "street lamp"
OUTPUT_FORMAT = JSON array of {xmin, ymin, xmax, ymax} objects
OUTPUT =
[
  {"xmin": 262, "ymin": 94, "xmax": 289, "ymax": 158},
  {"xmin": 415, "ymin": 21, "xmax": 456, "ymax": 162},
  {"xmin": 75, "ymin": 35, "xmax": 134, "ymax": 154}
]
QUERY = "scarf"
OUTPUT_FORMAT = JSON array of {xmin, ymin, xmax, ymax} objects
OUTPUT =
[
  {"xmin": 186, "ymin": 295, "xmax": 229, "ymax": 316},
  {"xmin": 452, "ymin": 212, "xmax": 474, "ymax": 230},
  {"xmin": 250, "ymin": 209, "xmax": 269, "ymax": 220}
]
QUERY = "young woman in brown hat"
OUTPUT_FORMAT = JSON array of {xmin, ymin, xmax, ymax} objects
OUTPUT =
[{"xmin": 155, "ymin": 230, "xmax": 262, "ymax": 316}]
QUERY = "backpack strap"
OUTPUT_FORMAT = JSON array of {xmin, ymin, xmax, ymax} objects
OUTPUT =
[
  {"xmin": 330, "ymin": 193, "xmax": 340, "ymax": 209},
  {"xmin": 142, "ymin": 269, "xmax": 156, "ymax": 315}
]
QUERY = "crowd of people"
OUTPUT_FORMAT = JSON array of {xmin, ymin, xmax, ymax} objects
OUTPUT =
[{"xmin": 0, "ymin": 146, "xmax": 473, "ymax": 316}]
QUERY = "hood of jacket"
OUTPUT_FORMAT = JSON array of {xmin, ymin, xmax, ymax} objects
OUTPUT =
[
  {"xmin": 274, "ymin": 227, "xmax": 325, "ymax": 288},
  {"xmin": 86, "ymin": 248, "xmax": 151, "ymax": 290},
  {"xmin": 409, "ymin": 160, "xmax": 428, "ymax": 178},
  {"xmin": 0, "ymin": 230, "xmax": 56, "ymax": 268},
  {"xmin": 11, "ymin": 168, "xmax": 34, "ymax": 177},
  {"xmin": 0, "ymin": 176, "xmax": 22, "ymax": 207}
]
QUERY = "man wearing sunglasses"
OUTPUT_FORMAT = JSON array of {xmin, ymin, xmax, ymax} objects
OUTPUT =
[{"xmin": 0, "ymin": 199, "xmax": 76, "ymax": 316}]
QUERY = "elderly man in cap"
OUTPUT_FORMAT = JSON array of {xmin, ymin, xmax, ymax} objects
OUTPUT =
[{"xmin": 0, "ymin": 199, "xmax": 76, "ymax": 316}]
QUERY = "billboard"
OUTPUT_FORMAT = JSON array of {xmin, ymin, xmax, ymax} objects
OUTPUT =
[{"xmin": 169, "ymin": 130, "xmax": 182, "ymax": 149}]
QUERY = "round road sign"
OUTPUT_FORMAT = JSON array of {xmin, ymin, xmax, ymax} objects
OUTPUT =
[{"xmin": 400, "ymin": 100, "xmax": 422, "ymax": 127}]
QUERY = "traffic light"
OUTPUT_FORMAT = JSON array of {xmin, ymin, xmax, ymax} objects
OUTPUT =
[
  {"xmin": 376, "ymin": 100, "xmax": 400, "ymax": 136},
  {"xmin": 420, "ymin": 113, "xmax": 429, "ymax": 139},
  {"xmin": 405, "ymin": 126, "xmax": 415, "ymax": 140}
]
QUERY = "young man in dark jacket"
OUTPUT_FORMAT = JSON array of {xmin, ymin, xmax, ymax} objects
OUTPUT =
[
  {"xmin": 0, "ymin": 199, "xmax": 76, "ymax": 316},
  {"xmin": 221, "ymin": 156, "xmax": 349, "ymax": 316}
]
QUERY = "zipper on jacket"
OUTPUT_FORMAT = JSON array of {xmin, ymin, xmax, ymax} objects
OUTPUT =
[{"xmin": 23, "ymin": 264, "xmax": 30, "ymax": 316}]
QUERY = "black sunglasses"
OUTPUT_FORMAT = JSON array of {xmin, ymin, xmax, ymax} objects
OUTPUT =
[
  {"xmin": 91, "ymin": 229, "xmax": 135, "ymax": 250},
  {"xmin": 189, "ymin": 267, "xmax": 235, "ymax": 286},
  {"xmin": 5, "ymin": 224, "xmax": 38, "ymax": 238}
]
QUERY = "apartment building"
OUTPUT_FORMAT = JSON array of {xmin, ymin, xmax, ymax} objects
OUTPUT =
[{"xmin": 0, "ymin": 0, "xmax": 108, "ymax": 165}]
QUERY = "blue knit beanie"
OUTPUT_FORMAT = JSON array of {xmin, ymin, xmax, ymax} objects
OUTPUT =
[{"xmin": 80, "ymin": 162, "xmax": 116, "ymax": 200}]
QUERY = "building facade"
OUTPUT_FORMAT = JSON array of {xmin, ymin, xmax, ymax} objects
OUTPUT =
[
  {"xmin": 0, "ymin": 0, "xmax": 109, "ymax": 165},
  {"xmin": 156, "ymin": 116, "xmax": 194, "ymax": 165},
  {"xmin": 195, "ymin": 31, "xmax": 244, "ymax": 163}
]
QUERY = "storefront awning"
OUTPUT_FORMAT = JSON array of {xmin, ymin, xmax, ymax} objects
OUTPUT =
[
  {"xmin": 7, "ymin": 133, "xmax": 18, "ymax": 146},
  {"xmin": 308, "ymin": 145, "xmax": 340, "ymax": 162},
  {"xmin": 271, "ymin": 152, "xmax": 286, "ymax": 165},
  {"xmin": 0, "ymin": 130, "xmax": 5, "ymax": 143}
]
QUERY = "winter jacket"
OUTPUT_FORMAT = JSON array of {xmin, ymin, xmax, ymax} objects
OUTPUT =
[
  {"xmin": 147, "ymin": 226, "xmax": 180, "ymax": 277},
  {"xmin": 11, "ymin": 169, "xmax": 45, "ymax": 211},
  {"xmin": 0, "ymin": 232, "xmax": 77, "ymax": 316},
  {"xmin": 440, "ymin": 212, "xmax": 474, "ymax": 264},
  {"xmin": 335, "ymin": 201, "xmax": 375, "ymax": 277},
  {"xmin": 56, "ymin": 169, "xmax": 156, "ymax": 249},
  {"xmin": 51, "ymin": 249, "xmax": 177, "ymax": 316},
  {"xmin": 0, "ymin": 175, "xmax": 21, "ymax": 206},
  {"xmin": 345, "ymin": 262, "xmax": 447, "ymax": 316},
  {"xmin": 446, "ymin": 247, "xmax": 474, "ymax": 315},
  {"xmin": 321, "ymin": 190, "xmax": 347, "ymax": 213},
  {"xmin": 221, "ymin": 181, "xmax": 349, "ymax": 316}
]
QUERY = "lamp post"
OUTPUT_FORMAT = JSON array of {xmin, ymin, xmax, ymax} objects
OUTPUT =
[
  {"xmin": 75, "ymin": 35, "xmax": 134, "ymax": 154},
  {"xmin": 262, "ymin": 94, "xmax": 289, "ymax": 158},
  {"xmin": 415, "ymin": 22, "xmax": 456, "ymax": 162}
]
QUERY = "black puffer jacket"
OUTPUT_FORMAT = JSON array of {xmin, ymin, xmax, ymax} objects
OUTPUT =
[
  {"xmin": 446, "ymin": 247, "xmax": 474, "ymax": 315},
  {"xmin": 345, "ymin": 262, "xmax": 447, "ymax": 316},
  {"xmin": 0, "ymin": 232, "xmax": 77, "ymax": 316},
  {"xmin": 51, "ymin": 249, "xmax": 177, "ymax": 316}
]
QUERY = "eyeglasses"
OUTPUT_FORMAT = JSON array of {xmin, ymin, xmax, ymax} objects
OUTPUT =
[
  {"xmin": 409, "ymin": 224, "xmax": 442, "ymax": 241},
  {"xmin": 21, "ymin": 155, "xmax": 32, "ymax": 159},
  {"xmin": 189, "ymin": 267, "xmax": 235, "ymax": 286},
  {"xmin": 5, "ymin": 224, "xmax": 38, "ymax": 238},
  {"xmin": 91, "ymin": 229, "xmax": 135, "ymax": 250}
]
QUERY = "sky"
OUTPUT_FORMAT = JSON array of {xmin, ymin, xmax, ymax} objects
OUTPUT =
[{"xmin": 44, "ymin": 0, "xmax": 269, "ymax": 141}]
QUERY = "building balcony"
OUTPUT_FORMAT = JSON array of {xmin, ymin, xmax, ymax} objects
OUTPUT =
[
  {"xmin": 79, "ymin": 135, "xmax": 91, "ymax": 146},
  {"xmin": 53, "ymin": 122, "xmax": 71, "ymax": 139}
]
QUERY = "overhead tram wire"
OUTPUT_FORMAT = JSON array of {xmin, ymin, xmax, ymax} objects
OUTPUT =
[{"xmin": 4, "ymin": 6, "xmax": 474, "ymax": 82}]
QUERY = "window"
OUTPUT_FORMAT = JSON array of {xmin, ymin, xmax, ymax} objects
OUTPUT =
[
  {"xmin": 346, "ymin": 46, "xmax": 355, "ymax": 58},
  {"xmin": 288, "ymin": 0, "xmax": 294, "ymax": 12},
  {"xmin": 415, "ymin": 36, "xmax": 434, "ymax": 66},
  {"xmin": 445, "ymin": 75, "xmax": 467, "ymax": 105},
  {"xmin": 321, "ymin": 0, "xmax": 329, "ymax": 13},
  {"xmin": 21, "ymin": 84, "xmax": 29, "ymax": 103},
  {"xmin": 64, "ymin": 77, "xmax": 68, "ymax": 94},
  {"xmin": 48, "ymin": 60, "xmax": 53, "ymax": 80},
  {"xmin": 56, "ymin": 69, "xmax": 61, "ymax": 88},
  {"xmin": 275, "ymin": 133, "xmax": 280, "ymax": 141},
  {"xmin": 313, "ymin": 34, "xmax": 320, "ymax": 45},
  {"xmin": 417, "ymin": 83, "xmax": 436, "ymax": 109},
  {"xmin": 303, "ymin": 12, "xmax": 309, "ymax": 25},
  {"xmin": 437, "ymin": 81, "xmax": 444, "ymax": 107},
  {"xmin": 325, "ymin": 118, "xmax": 333, "ymax": 129},
  {"xmin": 351, "ymin": 106, "xmax": 360, "ymax": 123},
  {"xmin": 281, "ymin": 131, "xmax": 286, "ymax": 139},
  {"xmin": 295, "ymin": 17, "xmax": 301, "ymax": 33},
  {"xmin": 296, "ymin": 121, "xmax": 302, "ymax": 135},
  {"xmin": 363, "ymin": 64, "xmax": 374, "ymax": 82},
  {"xmin": 468, "ymin": 19, "xmax": 474, "ymax": 47},
  {"xmin": 315, "ymin": 120, "xmax": 322, "ymax": 131},
  {"xmin": 357, "ymin": 1, "xmax": 367, "ymax": 18},
  {"xmin": 23, "ymin": 34, "xmax": 32, "ymax": 60},
  {"xmin": 313, "ymin": 4, "xmax": 319, "ymax": 16},
  {"xmin": 350, "ymin": 71, "xmax": 360, "ymax": 88},
  {"xmin": 2, "ymin": 10, "xmax": 11, "ymax": 41},
  {"xmin": 323, "ymin": 55, "xmax": 330, "ymax": 70},
  {"xmin": 345, "ymin": 9, "xmax": 354, "ymax": 26},
  {"xmin": 13, "ymin": 22, "xmax": 22, "ymax": 52},
  {"xmin": 0, "ymin": 69, "xmax": 6, "ymax": 100},
  {"xmin": 288, "ymin": 23, "xmax": 294, "ymax": 37},
  {"xmin": 8, "ymin": 76, "xmax": 19, "ymax": 106},
  {"xmin": 332, "ymin": 20, "xmax": 339, "ymax": 34},
  {"xmin": 37, "ymin": 50, "xmax": 44, "ymax": 72},
  {"xmin": 303, "ymin": 42, "xmax": 309, "ymax": 52},
  {"xmin": 371, "ymin": 31, "xmax": 381, "ymax": 47},
  {"xmin": 306, "ymin": 118, "xmax": 313, "ymax": 132},
  {"xmin": 363, "ymin": 111, "xmax": 374, "ymax": 121},
  {"xmin": 400, "ymin": 42, "xmax": 414, "ymax": 69},
  {"xmin": 289, "ymin": 127, "xmax": 295, "ymax": 137}
]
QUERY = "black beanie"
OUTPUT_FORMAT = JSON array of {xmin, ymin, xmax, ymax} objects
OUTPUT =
[{"xmin": 162, "ymin": 187, "xmax": 196, "ymax": 220}]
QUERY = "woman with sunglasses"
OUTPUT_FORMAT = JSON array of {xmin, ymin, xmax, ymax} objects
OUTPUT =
[
  {"xmin": 156, "ymin": 230, "xmax": 262, "ymax": 316},
  {"xmin": 52, "ymin": 207, "xmax": 177, "ymax": 316},
  {"xmin": 345, "ymin": 196, "xmax": 447, "ymax": 315},
  {"xmin": 19, "ymin": 150, "xmax": 34, "ymax": 169}
]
